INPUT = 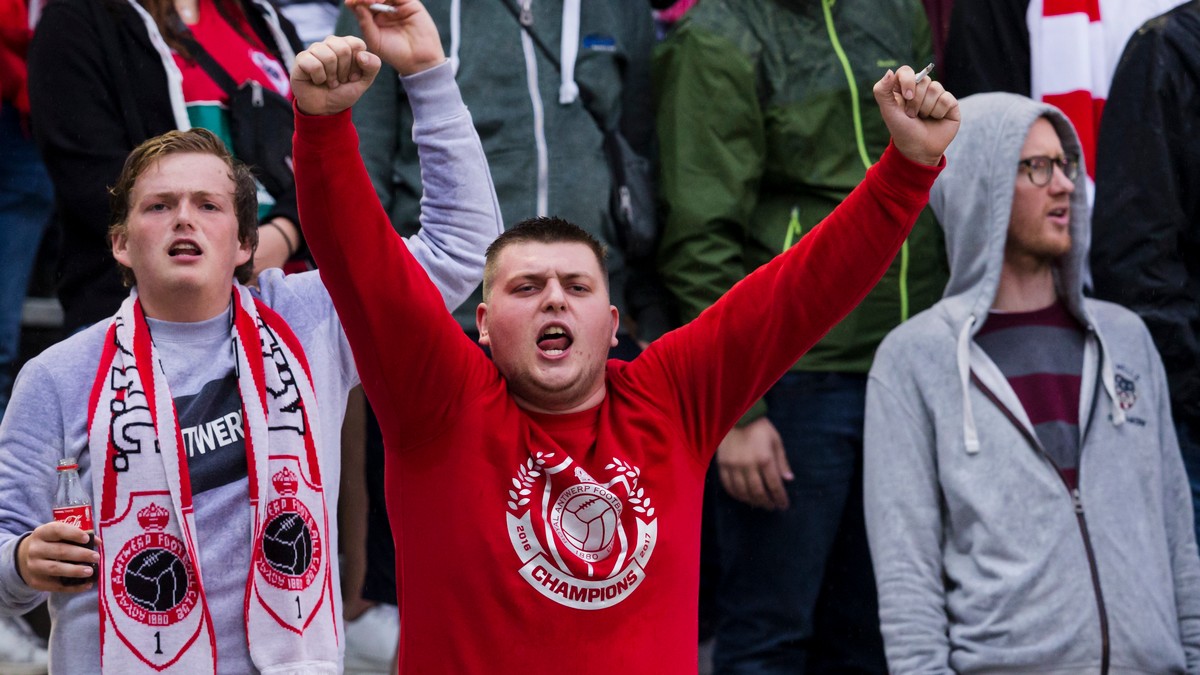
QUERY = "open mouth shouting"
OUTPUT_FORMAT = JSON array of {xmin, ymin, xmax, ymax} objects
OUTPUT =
[
  {"xmin": 168, "ymin": 239, "xmax": 203, "ymax": 259},
  {"xmin": 537, "ymin": 325, "xmax": 573, "ymax": 357}
]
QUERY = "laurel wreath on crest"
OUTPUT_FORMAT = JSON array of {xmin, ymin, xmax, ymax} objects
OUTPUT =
[
  {"xmin": 507, "ymin": 452, "xmax": 551, "ymax": 512},
  {"xmin": 505, "ymin": 452, "xmax": 655, "ymax": 518},
  {"xmin": 606, "ymin": 457, "xmax": 655, "ymax": 518}
]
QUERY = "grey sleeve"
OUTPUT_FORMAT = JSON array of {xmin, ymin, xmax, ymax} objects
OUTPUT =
[
  {"xmin": 0, "ymin": 361, "xmax": 65, "ymax": 613},
  {"xmin": 399, "ymin": 61, "xmax": 504, "ymax": 312},
  {"xmin": 864, "ymin": 369, "xmax": 954, "ymax": 675},
  {"xmin": 261, "ymin": 270, "xmax": 362, "ymax": 390}
]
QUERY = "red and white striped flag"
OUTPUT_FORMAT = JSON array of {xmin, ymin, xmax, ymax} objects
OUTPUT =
[{"xmin": 1027, "ymin": 0, "xmax": 1185, "ymax": 179}]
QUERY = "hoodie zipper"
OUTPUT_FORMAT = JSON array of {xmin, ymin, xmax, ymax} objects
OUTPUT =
[
  {"xmin": 517, "ymin": 9, "xmax": 550, "ymax": 217},
  {"xmin": 820, "ymin": 0, "xmax": 910, "ymax": 322},
  {"xmin": 970, "ymin": 372, "xmax": 1110, "ymax": 673},
  {"xmin": 1071, "ymin": 488, "xmax": 1110, "ymax": 674}
]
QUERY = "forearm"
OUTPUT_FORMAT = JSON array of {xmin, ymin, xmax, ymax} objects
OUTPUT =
[
  {"xmin": 399, "ymin": 62, "xmax": 503, "ymax": 311},
  {"xmin": 654, "ymin": 143, "xmax": 941, "ymax": 452},
  {"xmin": 295, "ymin": 106, "xmax": 446, "ymax": 415},
  {"xmin": 0, "ymin": 364, "xmax": 66, "ymax": 612},
  {"xmin": 293, "ymin": 62, "xmax": 496, "ymax": 436},
  {"xmin": 0, "ymin": 535, "xmax": 44, "ymax": 614}
]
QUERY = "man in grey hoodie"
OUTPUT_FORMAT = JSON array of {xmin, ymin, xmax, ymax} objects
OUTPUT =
[{"xmin": 863, "ymin": 92, "xmax": 1200, "ymax": 673}]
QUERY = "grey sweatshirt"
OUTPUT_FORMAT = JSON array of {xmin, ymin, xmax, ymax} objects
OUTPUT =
[
  {"xmin": 0, "ymin": 62, "xmax": 502, "ymax": 674},
  {"xmin": 864, "ymin": 92, "xmax": 1200, "ymax": 674}
]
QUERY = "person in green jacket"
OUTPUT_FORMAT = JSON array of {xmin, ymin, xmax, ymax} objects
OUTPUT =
[{"xmin": 655, "ymin": 1, "xmax": 947, "ymax": 671}]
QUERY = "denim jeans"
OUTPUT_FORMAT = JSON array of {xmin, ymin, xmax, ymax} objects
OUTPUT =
[
  {"xmin": 0, "ymin": 103, "xmax": 53, "ymax": 418},
  {"xmin": 710, "ymin": 371, "xmax": 885, "ymax": 675}
]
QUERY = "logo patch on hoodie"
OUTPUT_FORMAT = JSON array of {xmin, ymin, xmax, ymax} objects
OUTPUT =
[{"xmin": 1114, "ymin": 365, "xmax": 1139, "ymax": 411}]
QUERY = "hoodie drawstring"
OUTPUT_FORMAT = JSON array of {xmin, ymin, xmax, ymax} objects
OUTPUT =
[
  {"xmin": 558, "ymin": 0, "xmax": 581, "ymax": 104},
  {"xmin": 448, "ymin": 0, "xmax": 461, "ymax": 75},
  {"xmin": 958, "ymin": 316, "xmax": 981, "ymax": 453}
]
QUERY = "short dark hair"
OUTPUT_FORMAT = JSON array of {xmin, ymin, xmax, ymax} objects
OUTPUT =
[
  {"xmin": 108, "ymin": 128, "xmax": 259, "ymax": 286},
  {"xmin": 482, "ymin": 216, "xmax": 609, "ymax": 298}
]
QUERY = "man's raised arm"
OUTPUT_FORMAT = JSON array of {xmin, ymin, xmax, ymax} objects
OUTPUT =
[
  {"xmin": 636, "ymin": 66, "xmax": 960, "ymax": 458},
  {"xmin": 291, "ymin": 1, "xmax": 503, "ymax": 439}
]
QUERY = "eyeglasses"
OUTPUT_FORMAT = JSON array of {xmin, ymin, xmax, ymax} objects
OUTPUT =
[{"xmin": 1017, "ymin": 155, "xmax": 1080, "ymax": 187}]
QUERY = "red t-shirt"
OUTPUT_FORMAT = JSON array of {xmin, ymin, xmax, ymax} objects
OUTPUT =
[{"xmin": 294, "ymin": 109, "xmax": 940, "ymax": 673}]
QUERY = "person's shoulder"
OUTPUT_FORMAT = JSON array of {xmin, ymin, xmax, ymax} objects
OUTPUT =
[
  {"xmin": 665, "ymin": 0, "xmax": 765, "ymax": 54},
  {"xmin": 252, "ymin": 270, "xmax": 333, "ymax": 324},
  {"xmin": 1086, "ymin": 298, "xmax": 1149, "ymax": 333},
  {"xmin": 1145, "ymin": 1, "xmax": 1200, "ymax": 38},
  {"xmin": 22, "ymin": 321, "xmax": 111, "ymax": 387},
  {"xmin": 868, "ymin": 305, "xmax": 963, "ymax": 390},
  {"xmin": 254, "ymin": 268, "xmax": 326, "ymax": 301},
  {"xmin": 1154, "ymin": 3, "xmax": 1200, "ymax": 65},
  {"xmin": 34, "ymin": 0, "xmax": 107, "ymax": 28},
  {"xmin": 40, "ymin": 0, "xmax": 95, "ymax": 15},
  {"xmin": 876, "ymin": 304, "xmax": 955, "ymax": 360},
  {"xmin": 1085, "ymin": 298, "xmax": 1162, "ymax": 358},
  {"xmin": 250, "ymin": 271, "xmax": 349, "ymax": 357}
]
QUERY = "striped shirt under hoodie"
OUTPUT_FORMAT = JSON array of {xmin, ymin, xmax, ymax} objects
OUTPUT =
[{"xmin": 974, "ymin": 299, "xmax": 1085, "ymax": 488}]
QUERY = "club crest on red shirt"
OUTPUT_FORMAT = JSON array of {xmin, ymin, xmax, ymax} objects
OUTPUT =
[{"xmin": 504, "ymin": 452, "xmax": 659, "ymax": 610}]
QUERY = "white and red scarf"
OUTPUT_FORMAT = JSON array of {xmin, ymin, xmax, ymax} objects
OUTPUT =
[
  {"xmin": 1027, "ymin": 0, "xmax": 1185, "ymax": 180},
  {"xmin": 86, "ymin": 287, "xmax": 338, "ymax": 674}
]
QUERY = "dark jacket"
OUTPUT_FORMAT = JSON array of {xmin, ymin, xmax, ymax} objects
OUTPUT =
[
  {"xmin": 28, "ymin": 0, "xmax": 302, "ymax": 331},
  {"xmin": 1091, "ymin": 0, "xmax": 1200, "ymax": 434},
  {"xmin": 941, "ymin": 0, "xmax": 1031, "ymax": 97}
]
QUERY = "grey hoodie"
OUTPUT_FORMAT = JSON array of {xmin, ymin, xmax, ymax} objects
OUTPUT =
[{"xmin": 864, "ymin": 92, "xmax": 1200, "ymax": 674}]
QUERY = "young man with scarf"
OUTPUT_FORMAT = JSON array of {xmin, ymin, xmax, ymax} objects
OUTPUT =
[
  {"xmin": 0, "ymin": 30, "xmax": 501, "ymax": 673},
  {"xmin": 291, "ymin": 0, "xmax": 959, "ymax": 670}
]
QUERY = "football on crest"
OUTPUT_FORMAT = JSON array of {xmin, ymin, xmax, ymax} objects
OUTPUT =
[{"xmin": 560, "ymin": 494, "xmax": 618, "ymax": 552}]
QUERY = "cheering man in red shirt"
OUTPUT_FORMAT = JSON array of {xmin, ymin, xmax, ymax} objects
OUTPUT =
[{"xmin": 290, "ymin": 1, "xmax": 959, "ymax": 671}]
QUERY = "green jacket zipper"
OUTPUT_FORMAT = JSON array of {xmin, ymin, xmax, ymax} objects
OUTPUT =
[{"xmin": 821, "ymin": 0, "xmax": 910, "ymax": 322}]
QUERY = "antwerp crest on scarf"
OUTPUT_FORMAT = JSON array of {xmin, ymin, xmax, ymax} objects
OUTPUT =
[
  {"xmin": 505, "ymin": 451, "xmax": 658, "ymax": 610},
  {"xmin": 256, "ymin": 466, "xmax": 324, "ymax": 592},
  {"xmin": 110, "ymin": 502, "xmax": 201, "ymax": 628}
]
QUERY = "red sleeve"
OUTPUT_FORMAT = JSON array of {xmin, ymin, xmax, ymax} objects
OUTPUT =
[
  {"xmin": 628, "ymin": 142, "xmax": 943, "ymax": 458},
  {"xmin": 293, "ymin": 108, "xmax": 494, "ymax": 447}
]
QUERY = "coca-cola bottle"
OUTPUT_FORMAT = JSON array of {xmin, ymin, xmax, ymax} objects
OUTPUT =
[{"xmin": 52, "ymin": 457, "xmax": 96, "ymax": 585}]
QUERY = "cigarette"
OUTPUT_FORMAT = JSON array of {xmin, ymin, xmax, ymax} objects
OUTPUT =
[
  {"xmin": 914, "ymin": 62, "xmax": 934, "ymax": 83},
  {"xmin": 368, "ymin": 3, "xmax": 397, "ymax": 12}
]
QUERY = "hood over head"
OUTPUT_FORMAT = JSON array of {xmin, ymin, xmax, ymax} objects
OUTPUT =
[
  {"xmin": 925, "ymin": 93, "xmax": 1114, "ymax": 454},
  {"xmin": 929, "ymin": 92, "xmax": 1092, "ymax": 331}
]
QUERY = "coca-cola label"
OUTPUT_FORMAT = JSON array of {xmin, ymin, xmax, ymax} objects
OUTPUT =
[{"xmin": 53, "ymin": 505, "xmax": 94, "ymax": 532}]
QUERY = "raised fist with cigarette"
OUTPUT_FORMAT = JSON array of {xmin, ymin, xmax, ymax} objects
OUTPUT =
[
  {"xmin": 873, "ymin": 63, "xmax": 961, "ymax": 167},
  {"xmin": 291, "ymin": 0, "xmax": 444, "ymax": 116}
]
